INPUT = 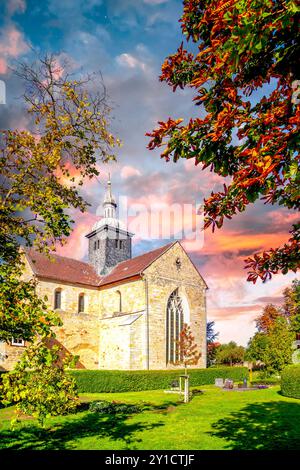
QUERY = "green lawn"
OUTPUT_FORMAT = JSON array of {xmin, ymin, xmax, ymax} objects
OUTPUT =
[{"xmin": 0, "ymin": 385, "xmax": 300, "ymax": 450}]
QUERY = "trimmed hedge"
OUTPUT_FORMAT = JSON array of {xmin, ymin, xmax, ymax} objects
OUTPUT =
[
  {"xmin": 281, "ymin": 365, "xmax": 300, "ymax": 399},
  {"xmin": 69, "ymin": 367, "xmax": 248, "ymax": 393}
]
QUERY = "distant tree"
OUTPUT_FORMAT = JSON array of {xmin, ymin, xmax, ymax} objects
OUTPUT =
[
  {"xmin": 206, "ymin": 320, "xmax": 219, "ymax": 367},
  {"xmin": 207, "ymin": 320, "xmax": 219, "ymax": 343},
  {"xmin": 207, "ymin": 342, "xmax": 221, "ymax": 368},
  {"xmin": 246, "ymin": 332, "xmax": 269, "ymax": 363},
  {"xmin": 263, "ymin": 317, "xmax": 294, "ymax": 373},
  {"xmin": 282, "ymin": 279, "xmax": 300, "ymax": 334},
  {"xmin": 215, "ymin": 341, "xmax": 245, "ymax": 366},
  {"xmin": 174, "ymin": 323, "xmax": 201, "ymax": 375},
  {"xmin": 255, "ymin": 304, "xmax": 282, "ymax": 334},
  {"xmin": 147, "ymin": 0, "xmax": 300, "ymax": 283},
  {"xmin": 246, "ymin": 280, "xmax": 300, "ymax": 373}
]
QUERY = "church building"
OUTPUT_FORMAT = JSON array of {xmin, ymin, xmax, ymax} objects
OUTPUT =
[{"xmin": 1, "ymin": 179, "xmax": 208, "ymax": 371}]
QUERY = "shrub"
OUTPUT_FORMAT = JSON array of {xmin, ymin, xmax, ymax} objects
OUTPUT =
[
  {"xmin": 250, "ymin": 378, "xmax": 280, "ymax": 386},
  {"xmin": 88, "ymin": 400, "xmax": 142, "ymax": 414},
  {"xmin": 89, "ymin": 400, "xmax": 114, "ymax": 413},
  {"xmin": 69, "ymin": 367, "xmax": 248, "ymax": 393},
  {"xmin": 281, "ymin": 365, "xmax": 300, "ymax": 399}
]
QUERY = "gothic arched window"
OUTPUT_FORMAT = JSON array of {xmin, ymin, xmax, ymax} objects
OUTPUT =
[
  {"xmin": 54, "ymin": 288, "xmax": 62, "ymax": 310},
  {"xmin": 166, "ymin": 289, "xmax": 184, "ymax": 364},
  {"xmin": 78, "ymin": 293, "xmax": 85, "ymax": 313}
]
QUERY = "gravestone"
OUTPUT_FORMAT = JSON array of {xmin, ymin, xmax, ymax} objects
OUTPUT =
[
  {"xmin": 224, "ymin": 379, "xmax": 234, "ymax": 389},
  {"xmin": 215, "ymin": 378, "xmax": 224, "ymax": 388},
  {"xmin": 170, "ymin": 380, "xmax": 179, "ymax": 390}
]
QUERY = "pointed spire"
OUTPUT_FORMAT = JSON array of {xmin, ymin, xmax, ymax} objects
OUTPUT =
[
  {"xmin": 103, "ymin": 173, "xmax": 116, "ymax": 218},
  {"xmin": 103, "ymin": 173, "xmax": 116, "ymax": 206}
]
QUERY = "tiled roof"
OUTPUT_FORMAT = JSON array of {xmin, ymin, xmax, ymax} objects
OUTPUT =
[
  {"xmin": 25, "ymin": 249, "xmax": 102, "ymax": 287},
  {"xmin": 25, "ymin": 242, "xmax": 175, "ymax": 288},
  {"xmin": 100, "ymin": 242, "xmax": 175, "ymax": 286}
]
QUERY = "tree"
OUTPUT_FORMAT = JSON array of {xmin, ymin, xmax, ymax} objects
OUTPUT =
[
  {"xmin": 215, "ymin": 341, "xmax": 245, "ymax": 366},
  {"xmin": 0, "ymin": 342, "xmax": 79, "ymax": 427},
  {"xmin": 0, "ymin": 55, "xmax": 119, "ymax": 341},
  {"xmin": 174, "ymin": 323, "xmax": 201, "ymax": 375},
  {"xmin": 283, "ymin": 279, "xmax": 300, "ymax": 333},
  {"xmin": 207, "ymin": 320, "xmax": 219, "ymax": 343},
  {"xmin": 206, "ymin": 320, "xmax": 219, "ymax": 366},
  {"xmin": 147, "ymin": 0, "xmax": 300, "ymax": 283},
  {"xmin": 0, "ymin": 55, "xmax": 119, "ymax": 421},
  {"xmin": 245, "ymin": 332, "xmax": 269, "ymax": 363},
  {"xmin": 255, "ymin": 304, "xmax": 282, "ymax": 334},
  {"xmin": 263, "ymin": 317, "xmax": 294, "ymax": 373},
  {"xmin": 173, "ymin": 323, "xmax": 201, "ymax": 403},
  {"xmin": 246, "ymin": 289, "xmax": 296, "ymax": 374}
]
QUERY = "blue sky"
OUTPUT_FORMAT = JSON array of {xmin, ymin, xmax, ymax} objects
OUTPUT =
[{"xmin": 0, "ymin": 0, "xmax": 298, "ymax": 346}]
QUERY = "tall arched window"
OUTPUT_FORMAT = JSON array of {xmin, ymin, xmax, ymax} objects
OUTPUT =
[
  {"xmin": 116, "ymin": 290, "xmax": 122, "ymax": 312},
  {"xmin": 78, "ymin": 293, "xmax": 85, "ymax": 313},
  {"xmin": 54, "ymin": 288, "xmax": 62, "ymax": 310},
  {"xmin": 166, "ymin": 289, "xmax": 185, "ymax": 364}
]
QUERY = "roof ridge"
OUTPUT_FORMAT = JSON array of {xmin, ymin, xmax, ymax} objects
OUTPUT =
[
  {"xmin": 114, "ymin": 241, "xmax": 175, "ymax": 267},
  {"xmin": 27, "ymin": 241, "xmax": 175, "ymax": 268},
  {"xmin": 99, "ymin": 241, "xmax": 177, "ymax": 286}
]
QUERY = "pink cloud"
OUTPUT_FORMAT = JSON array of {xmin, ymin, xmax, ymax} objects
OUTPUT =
[
  {"xmin": 0, "ymin": 58, "xmax": 7, "ymax": 74},
  {"xmin": 55, "ymin": 211, "xmax": 98, "ymax": 260},
  {"xmin": 209, "ymin": 304, "xmax": 261, "ymax": 321},
  {"xmin": 121, "ymin": 166, "xmax": 142, "ymax": 179},
  {"xmin": 266, "ymin": 210, "xmax": 299, "ymax": 229},
  {"xmin": 0, "ymin": 26, "xmax": 29, "ymax": 68}
]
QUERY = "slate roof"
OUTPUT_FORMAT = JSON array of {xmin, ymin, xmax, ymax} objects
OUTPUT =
[{"xmin": 25, "ymin": 242, "xmax": 175, "ymax": 288}]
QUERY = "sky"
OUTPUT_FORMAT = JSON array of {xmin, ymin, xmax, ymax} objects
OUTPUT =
[{"xmin": 0, "ymin": 0, "xmax": 298, "ymax": 346}]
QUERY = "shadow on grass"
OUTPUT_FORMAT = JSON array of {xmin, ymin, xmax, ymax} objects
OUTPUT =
[
  {"xmin": 210, "ymin": 401, "xmax": 300, "ymax": 450},
  {"xmin": 0, "ymin": 401, "xmax": 180, "ymax": 450}
]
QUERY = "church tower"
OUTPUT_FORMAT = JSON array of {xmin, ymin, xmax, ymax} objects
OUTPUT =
[{"xmin": 86, "ymin": 176, "xmax": 133, "ymax": 275}]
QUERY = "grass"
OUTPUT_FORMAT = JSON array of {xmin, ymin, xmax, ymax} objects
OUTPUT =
[{"xmin": 0, "ymin": 385, "xmax": 300, "ymax": 450}]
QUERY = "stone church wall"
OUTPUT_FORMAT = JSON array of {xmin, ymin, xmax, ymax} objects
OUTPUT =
[
  {"xmin": 52, "ymin": 312, "xmax": 100, "ymax": 369},
  {"xmin": 36, "ymin": 279, "xmax": 99, "ymax": 316},
  {"xmin": 0, "ymin": 260, "xmax": 101, "ymax": 370},
  {"xmin": 98, "ymin": 313, "xmax": 146, "ymax": 370},
  {"xmin": 145, "ymin": 242, "xmax": 207, "ymax": 370},
  {"xmin": 99, "ymin": 279, "xmax": 146, "ymax": 318},
  {"xmin": 0, "ymin": 342, "xmax": 26, "ymax": 371},
  {"xmin": 98, "ymin": 279, "xmax": 147, "ymax": 369},
  {"xmin": 36, "ymin": 279, "xmax": 100, "ymax": 369}
]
